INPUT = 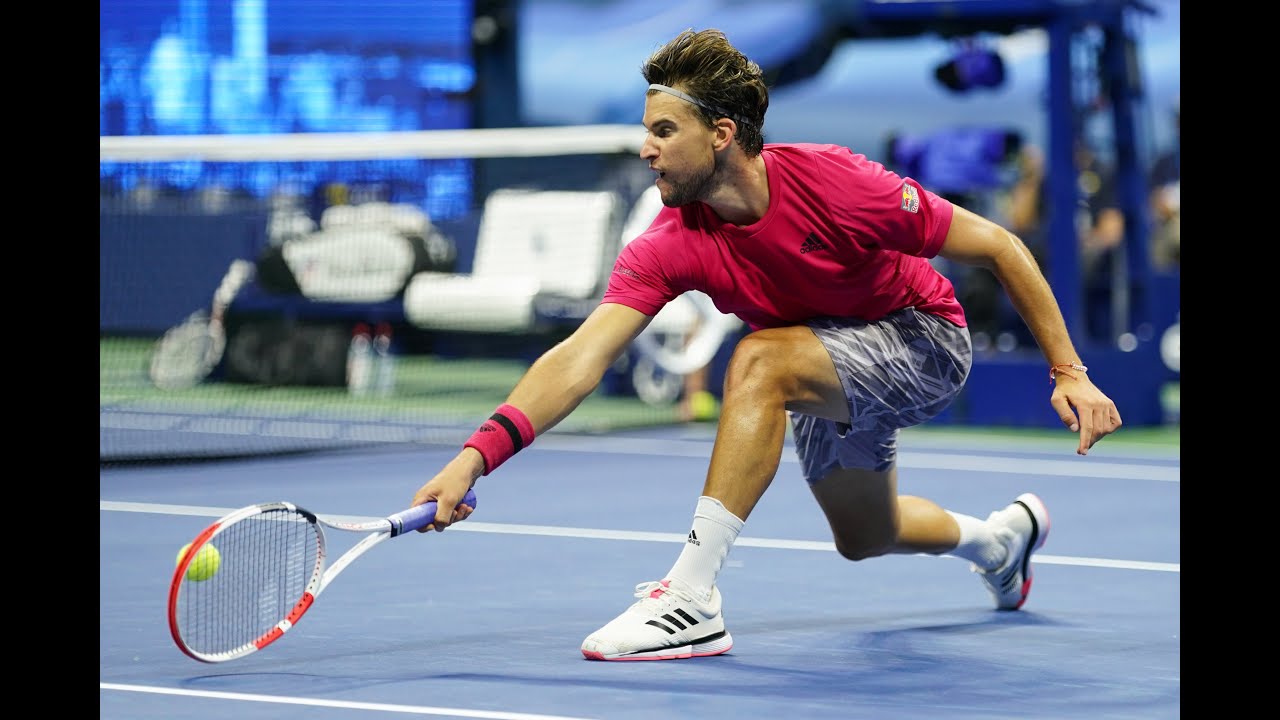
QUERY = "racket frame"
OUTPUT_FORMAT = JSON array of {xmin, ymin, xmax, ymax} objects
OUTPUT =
[{"xmin": 168, "ymin": 494, "xmax": 471, "ymax": 663}]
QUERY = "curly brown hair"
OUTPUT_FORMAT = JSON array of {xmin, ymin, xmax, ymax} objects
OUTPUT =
[{"xmin": 641, "ymin": 29, "xmax": 769, "ymax": 156}]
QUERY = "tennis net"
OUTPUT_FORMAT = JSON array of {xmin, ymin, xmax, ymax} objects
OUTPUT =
[{"xmin": 100, "ymin": 125, "xmax": 708, "ymax": 463}]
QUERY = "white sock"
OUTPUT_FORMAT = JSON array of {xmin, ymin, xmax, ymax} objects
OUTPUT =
[
  {"xmin": 945, "ymin": 510, "xmax": 1007, "ymax": 570},
  {"xmin": 666, "ymin": 496, "xmax": 745, "ymax": 601}
]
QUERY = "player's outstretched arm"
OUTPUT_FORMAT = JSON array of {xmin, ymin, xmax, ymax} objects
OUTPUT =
[
  {"xmin": 411, "ymin": 303, "xmax": 653, "ymax": 528},
  {"xmin": 937, "ymin": 205, "xmax": 1122, "ymax": 455}
]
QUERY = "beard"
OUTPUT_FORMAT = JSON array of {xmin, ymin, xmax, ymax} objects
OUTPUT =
[{"xmin": 660, "ymin": 155, "xmax": 723, "ymax": 207}]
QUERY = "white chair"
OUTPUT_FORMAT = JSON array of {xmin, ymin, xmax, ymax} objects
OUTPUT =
[{"xmin": 403, "ymin": 188, "xmax": 622, "ymax": 332}]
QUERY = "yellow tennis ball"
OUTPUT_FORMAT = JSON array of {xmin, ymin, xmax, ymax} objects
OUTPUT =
[
  {"xmin": 177, "ymin": 541, "xmax": 221, "ymax": 582},
  {"xmin": 689, "ymin": 390, "xmax": 719, "ymax": 421}
]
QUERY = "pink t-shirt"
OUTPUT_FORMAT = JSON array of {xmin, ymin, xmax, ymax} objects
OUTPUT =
[{"xmin": 603, "ymin": 143, "xmax": 964, "ymax": 331}]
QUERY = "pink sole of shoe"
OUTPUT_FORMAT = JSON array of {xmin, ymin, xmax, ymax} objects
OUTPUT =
[{"xmin": 582, "ymin": 644, "xmax": 733, "ymax": 661}]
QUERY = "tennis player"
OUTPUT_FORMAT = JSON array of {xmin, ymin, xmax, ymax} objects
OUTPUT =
[{"xmin": 411, "ymin": 28, "xmax": 1122, "ymax": 661}]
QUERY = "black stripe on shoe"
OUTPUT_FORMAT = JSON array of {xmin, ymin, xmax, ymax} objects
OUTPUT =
[
  {"xmin": 692, "ymin": 630, "xmax": 728, "ymax": 645},
  {"xmin": 645, "ymin": 620, "xmax": 677, "ymax": 635},
  {"xmin": 661, "ymin": 614, "xmax": 687, "ymax": 630},
  {"xmin": 626, "ymin": 629, "xmax": 731, "ymax": 657},
  {"xmin": 673, "ymin": 609, "xmax": 700, "ymax": 626},
  {"xmin": 1014, "ymin": 498, "xmax": 1042, "ymax": 578}
]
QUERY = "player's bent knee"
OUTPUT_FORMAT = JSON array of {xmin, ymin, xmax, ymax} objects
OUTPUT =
[
  {"xmin": 722, "ymin": 328, "xmax": 819, "ymax": 398},
  {"xmin": 723, "ymin": 333, "xmax": 778, "ymax": 377},
  {"xmin": 833, "ymin": 538, "xmax": 894, "ymax": 562},
  {"xmin": 831, "ymin": 522, "xmax": 898, "ymax": 561}
]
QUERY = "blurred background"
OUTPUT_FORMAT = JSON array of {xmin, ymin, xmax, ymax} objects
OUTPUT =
[{"xmin": 100, "ymin": 0, "xmax": 1180, "ymax": 465}]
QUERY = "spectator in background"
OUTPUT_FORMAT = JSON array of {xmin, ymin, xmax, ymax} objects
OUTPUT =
[
  {"xmin": 1148, "ymin": 100, "xmax": 1180, "ymax": 272},
  {"xmin": 1004, "ymin": 140, "xmax": 1125, "ymax": 343},
  {"xmin": 1075, "ymin": 143, "xmax": 1125, "ymax": 343},
  {"xmin": 1004, "ymin": 144, "xmax": 1048, "ymax": 261},
  {"xmin": 1076, "ymin": 144, "xmax": 1125, "ymax": 269}
]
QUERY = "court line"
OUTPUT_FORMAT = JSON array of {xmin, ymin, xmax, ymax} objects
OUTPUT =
[
  {"xmin": 535, "ymin": 436, "xmax": 1178, "ymax": 481},
  {"xmin": 101, "ymin": 411, "xmax": 1178, "ymax": 481},
  {"xmin": 99, "ymin": 683, "xmax": 597, "ymax": 720},
  {"xmin": 99, "ymin": 501, "xmax": 1180, "ymax": 573}
]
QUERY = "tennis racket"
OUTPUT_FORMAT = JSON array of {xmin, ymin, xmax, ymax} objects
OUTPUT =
[
  {"xmin": 149, "ymin": 260, "xmax": 253, "ymax": 390},
  {"xmin": 149, "ymin": 309, "xmax": 226, "ymax": 390},
  {"xmin": 168, "ymin": 489, "xmax": 477, "ymax": 663}
]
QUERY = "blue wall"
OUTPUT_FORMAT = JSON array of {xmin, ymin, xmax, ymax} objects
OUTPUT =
[{"xmin": 100, "ymin": 201, "xmax": 269, "ymax": 334}]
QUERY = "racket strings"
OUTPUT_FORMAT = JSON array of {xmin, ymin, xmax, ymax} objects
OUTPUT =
[{"xmin": 175, "ymin": 510, "xmax": 323, "ymax": 658}]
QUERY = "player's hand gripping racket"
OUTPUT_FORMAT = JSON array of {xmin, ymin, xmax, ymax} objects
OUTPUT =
[{"xmin": 168, "ymin": 489, "xmax": 477, "ymax": 663}]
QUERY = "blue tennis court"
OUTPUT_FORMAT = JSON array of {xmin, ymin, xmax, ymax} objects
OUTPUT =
[{"xmin": 100, "ymin": 423, "xmax": 1179, "ymax": 719}]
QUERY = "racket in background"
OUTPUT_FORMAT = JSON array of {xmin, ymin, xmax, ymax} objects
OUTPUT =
[
  {"xmin": 149, "ymin": 309, "xmax": 226, "ymax": 390},
  {"xmin": 168, "ymin": 489, "xmax": 477, "ymax": 663},
  {"xmin": 148, "ymin": 259, "xmax": 254, "ymax": 390}
]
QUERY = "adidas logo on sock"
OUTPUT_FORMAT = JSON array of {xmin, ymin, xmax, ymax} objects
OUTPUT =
[
  {"xmin": 799, "ymin": 232, "xmax": 829, "ymax": 254},
  {"xmin": 687, "ymin": 529, "xmax": 701, "ymax": 546}
]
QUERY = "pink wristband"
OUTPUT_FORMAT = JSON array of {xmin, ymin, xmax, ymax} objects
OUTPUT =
[{"xmin": 463, "ymin": 403, "xmax": 536, "ymax": 475}]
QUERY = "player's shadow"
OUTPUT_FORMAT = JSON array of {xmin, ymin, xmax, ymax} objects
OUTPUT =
[
  {"xmin": 179, "ymin": 610, "xmax": 1172, "ymax": 714},
  {"xmin": 435, "ymin": 610, "xmax": 1172, "ymax": 712}
]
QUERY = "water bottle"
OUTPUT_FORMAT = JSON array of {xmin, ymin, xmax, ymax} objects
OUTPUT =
[
  {"xmin": 347, "ymin": 322, "xmax": 373, "ymax": 396},
  {"xmin": 373, "ymin": 322, "xmax": 396, "ymax": 397}
]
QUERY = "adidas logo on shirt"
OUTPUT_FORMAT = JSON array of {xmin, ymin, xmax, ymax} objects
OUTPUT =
[
  {"xmin": 799, "ymin": 232, "xmax": 829, "ymax": 254},
  {"xmin": 687, "ymin": 529, "xmax": 701, "ymax": 546}
]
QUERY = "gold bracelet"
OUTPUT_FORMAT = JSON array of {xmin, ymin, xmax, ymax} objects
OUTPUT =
[{"xmin": 1049, "ymin": 362, "xmax": 1088, "ymax": 383}]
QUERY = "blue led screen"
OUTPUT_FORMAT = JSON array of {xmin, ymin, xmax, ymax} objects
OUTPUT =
[{"xmin": 100, "ymin": 0, "xmax": 476, "ymax": 219}]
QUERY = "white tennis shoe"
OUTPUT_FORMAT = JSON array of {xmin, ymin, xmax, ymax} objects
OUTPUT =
[
  {"xmin": 581, "ymin": 579, "xmax": 733, "ymax": 661},
  {"xmin": 976, "ymin": 493, "xmax": 1051, "ymax": 610}
]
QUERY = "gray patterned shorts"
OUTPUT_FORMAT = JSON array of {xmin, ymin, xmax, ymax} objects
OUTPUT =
[{"xmin": 790, "ymin": 308, "xmax": 972, "ymax": 479}]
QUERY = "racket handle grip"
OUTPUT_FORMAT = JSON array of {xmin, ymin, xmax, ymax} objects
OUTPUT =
[{"xmin": 389, "ymin": 488, "xmax": 478, "ymax": 536}]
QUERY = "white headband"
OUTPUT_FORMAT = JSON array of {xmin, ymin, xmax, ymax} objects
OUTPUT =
[{"xmin": 647, "ymin": 83, "xmax": 752, "ymax": 128}]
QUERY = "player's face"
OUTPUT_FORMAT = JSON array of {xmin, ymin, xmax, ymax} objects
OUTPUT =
[{"xmin": 641, "ymin": 94, "xmax": 721, "ymax": 207}]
